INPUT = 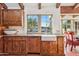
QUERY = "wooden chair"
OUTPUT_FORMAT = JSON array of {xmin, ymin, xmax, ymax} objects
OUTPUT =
[{"xmin": 65, "ymin": 32, "xmax": 79, "ymax": 51}]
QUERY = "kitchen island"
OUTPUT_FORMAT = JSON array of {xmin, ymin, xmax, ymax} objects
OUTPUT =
[{"xmin": 0, "ymin": 34, "xmax": 64, "ymax": 56}]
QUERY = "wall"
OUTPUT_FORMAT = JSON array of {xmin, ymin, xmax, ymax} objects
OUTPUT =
[
  {"xmin": 24, "ymin": 5, "xmax": 61, "ymax": 34},
  {"xmin": 8, "ymin": 3, "xmax": 62, "ymax": 35}
]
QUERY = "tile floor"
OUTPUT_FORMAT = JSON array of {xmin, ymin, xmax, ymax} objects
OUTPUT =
[{"xmin": 64, "ymin": 42, "xmax": 79, "ymax": 56}]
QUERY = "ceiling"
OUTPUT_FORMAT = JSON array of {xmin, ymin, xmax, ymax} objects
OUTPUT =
[
  {"xmin": 5, "ymin": 3, "xmax": 56, "ymax": 9},
  {"xmin": 61, "ymin": 3, "xmax": 75, "ymax": 6},
  {"xmin": 5, "ymin": 3, "xmax": 20, "ymax": 9},
  {"xmin": 4, "ymin": 3, "xmax": 77, "ymax": 9}
]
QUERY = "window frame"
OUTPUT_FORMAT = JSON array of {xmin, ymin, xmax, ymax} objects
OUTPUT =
[{"xmin": 27, "ymin": 14, "xmax": 53, "ymax": 34}]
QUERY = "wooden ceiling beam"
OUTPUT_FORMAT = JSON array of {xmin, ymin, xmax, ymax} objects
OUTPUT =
[
  {"xmin": 18, "ymin": 3, "xmax": 24, "ymax": 9},
  {"xmin": 61, "ymin": 6, "xmax": 79, "ymax": 13},
  {"xmin": 38, "ymin": 3, "xmax": 41, "ymax": 9},
  {"xmin": 56, "ymin": 3, "xmax": 60, "ymax": 8},
  {"xmin": 0, "ymin": 3, "xmax": 7, "ymax": 9},
  {"xmin": 73, "ymin": 3, "xmax": 79, "ymax": 9}
]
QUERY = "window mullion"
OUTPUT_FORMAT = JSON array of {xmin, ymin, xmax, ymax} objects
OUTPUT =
[{"xmin": 38, "ymin": 15, "xmax": 41, "ymax": 34}]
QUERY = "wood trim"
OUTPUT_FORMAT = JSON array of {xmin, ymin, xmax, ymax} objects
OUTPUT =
[
  {"xmin": 0, "ymin": 3, "xmax": 7, "ymax": 9},
  {"xmin": 56, "ymin": 3, "xmax": 60, "ymax": 8},
  {"xmin": 38, "ymin": 3, "xmax": 41, "ymax": 9},
  {"xmin": 61, "ymin": 6, "xmax": 79, "ymax": 13},
  {"xmin": 18, "ymin": 3, "xmax": 24, "ymax": 9}
]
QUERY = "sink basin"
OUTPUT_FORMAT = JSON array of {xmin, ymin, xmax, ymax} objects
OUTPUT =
[
  {"xmin": 41, "ymin": 35, "xmax": 57, "ymax": 41},
  {"xmin": 4, "ymin": 29, "xmax": 17, "ymax": 35}
]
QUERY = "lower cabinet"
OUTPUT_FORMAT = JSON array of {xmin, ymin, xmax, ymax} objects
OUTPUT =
[
  {"xmin": 50, "ymin": 41, "xmax": 58, "ymax": 55},
  {"xmin": 4, "ymin": 37, "xmax": 13, "ymax": 54},
  {"xmin": 2, "ymin": 36, "xmax": 64, "ymax": 56},
  {"xmin": 41, "ymin": 41, "xmax": 57, "ymax": 56},
  {"xmin": 12, "ymin": 37, "xmax": 27, "ymax": 54},
  {"xmin": 41, "ymin": 36, "xmax": 64, "ymax": 56},
  {"xmin": 0, "ymin": 37, "xmax": 3, "ymax": 53},
  {"xmin": 4, "ymin": 36, "xmax": 27, "ymax": 55},
  {"xmin": 3, "ymin": 36, "xmax": 41, "ymax": 55},
  {"xmin": 40, "ymin": 41, "xmax": 50, "ymax": 55},
  {"xmin": 27, "ymin": 36, "xmax": 41, "ymax": 53},
  {"xmin": 57, "ymin": 36, "xmax": 64, "ymax": 55}
]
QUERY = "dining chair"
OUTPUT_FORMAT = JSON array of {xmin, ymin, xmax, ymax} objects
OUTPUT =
[{"xmin": 65, "ymin": 31, "xmax": 79, "ymax": 51}]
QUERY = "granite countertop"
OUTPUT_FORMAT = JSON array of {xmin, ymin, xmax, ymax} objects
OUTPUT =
[
  {"xmin": 1, "ymin": 34, "xmax": 64, "ymax": 41},
  {"xmin": 3, "ymin": 34, "xmax": 27, "ymax": 36},
  {"xmin": 3, "ymin": 34, "xmax": 64, "ymax": 36}
]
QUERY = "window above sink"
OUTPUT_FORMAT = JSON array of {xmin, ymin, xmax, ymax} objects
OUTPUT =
[{"xmin": 27, "ymin": 15, "xmax": 53, "ymax": 34}]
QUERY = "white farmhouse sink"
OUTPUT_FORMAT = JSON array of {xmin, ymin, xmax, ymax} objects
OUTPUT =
[
  {"xmin": 4, "ymin": 29, "xmax": 17, "ymax": 35},
  {"xmin": 41, "ymin": 35, "xmax": 57, "ymax": 41}
]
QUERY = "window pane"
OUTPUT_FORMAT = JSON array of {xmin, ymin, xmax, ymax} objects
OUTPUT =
[
  {"xmin": 62, "ymin": 20, "xmax": 71, "ymax": 34},
  {"xmin": 41, "ymin": 15, "xmax": 52, "ymax": 34},
  {"xmin": 27, "ymin": 15, "xmax": 38, "ymax": 33}
]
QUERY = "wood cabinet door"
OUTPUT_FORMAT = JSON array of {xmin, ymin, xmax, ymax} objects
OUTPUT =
[
  {"xmin": 12, "ymin": 37, "xmax": 27, "ymax": 54},
  {"xmin": 0, "ymin": 37, "xmax": 3, "ymax": 53},
  {"xmin": 50, "ymin": 41, "xmax": 57, "ymax": 55},
  {"xmin": 4, "ymin": 37, "xmax": 13, "ymax": 54},
  {"xmin": 3, "ymin": 9, "xmax": 23, "ymax": 26},
  {"xmin": 28, "ymin": 36, "xmax": 40, "ymax": 53},
  {"xmin": 0, "ymin": 9, "xmax": 2, "ymax": 25},
  {"xmin": 3, "ymin": 36, "xmax": 28, "ymax": 55},
  {"xmin": 19, "ymin": 40, "xmax": 26, "ymax": 54},
  {"xmin": 12, "ymin": 39, "xmax": 20, "ymax": 54},
  {"xmin": 41, "ymin": 41, "xmax": 57, "ymax": 56},
  {"xmin": 57, "ymin": 36, "xmax": 64, "ymax": 55},
  {"xmin": 41, "ymin": 41, "xmax": 50, "ymax": 55}
]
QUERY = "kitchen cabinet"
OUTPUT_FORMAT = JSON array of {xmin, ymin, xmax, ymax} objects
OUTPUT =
[
  {"xmin": 40, "ymin": 41, "xmax": 50, "ymax": 55},
  {"xmin": 2, "ymin": 36, "xmax": 64, "ymax": 56},
  {"xmin": 50, "ymin": 41, "xmax": 57, "ymax": 55},
  {"xmin": 3, "ymin": 9, "xmax": 24, "ymax": 26},
  {"xmin": 4, "ymin": 36, "xmax": 13, "ymax": 54},
  {"xmin": 0, "ymin": 9, "xmax": 2, "ymax": 25},
  {"xmin": 3, "ymin": 36, "xmax": 41, "ymax": 55},
  {"xmin": 0, "ymin": 36, "xmax": 3, "ymax": 53},
  {"xmin": 12, "ymin": 37, "xmax": 27, "ymax": 54},
  {"xmin": 41, "ymin": 36, "xmax": 64, "ymax": 56},
  {"xmin": 3, "ymin": 36, "xmax": 27, "ymax": 55},
  {"xmin": 28, "ymin": 36, "xmax": 41, "ymax": 53},
  {"xmin": 57, "ymin": 36, "xmax": 64, "ymax": 55},
  {"xmin": 41, "ymin": 41, "xmax": 57, "ymax": 56}
]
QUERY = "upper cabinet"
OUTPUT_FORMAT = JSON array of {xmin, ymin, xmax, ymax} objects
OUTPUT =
[
  {"xmin": 0, "ymin": 10, "xmax": 2, "ymax": 25},
  {"xmin": 3, "ymin": 9, "xmax": 24, "ymax": 26}
]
